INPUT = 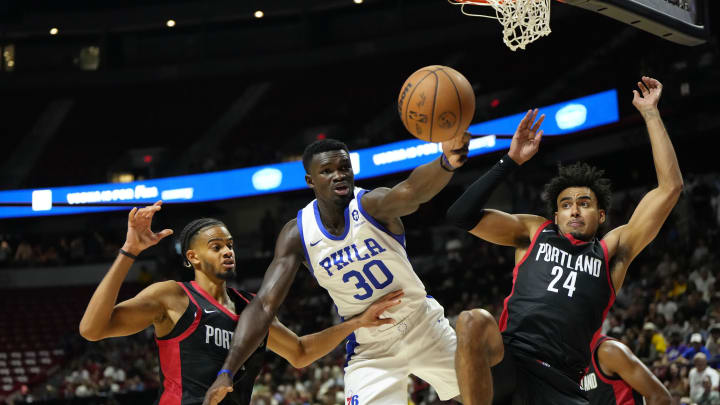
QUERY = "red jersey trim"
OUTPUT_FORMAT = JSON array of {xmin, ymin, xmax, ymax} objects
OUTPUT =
[
  {"xmin": 230, "ymin": 288, "xmax": 251, "ymax": 304},
  {"xmin": 499, "ymin": 220, "xmax": 553, "ymax": 332},
  {"xmin": 190, "ymin": 281, "xmax": 239, "ymax": 321},
  {"xmin": 155, "ymin": 282, "xmax": 204, "ymax": 405},
  {"xmin": 564, "ymin": 232, "xmax": 591, "ymax": 246},
  {"xmin": 589, "ymin": 240, "xmax": 616, "ymax": 371}
]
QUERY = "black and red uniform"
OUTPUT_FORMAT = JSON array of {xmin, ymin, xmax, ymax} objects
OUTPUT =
[
  {"xmin": 492, "ymin": 221, "xmax": 616, "ymax": 405},
  {"xmin": 582, "ymin": 335, "xmax": 644, "ymax": 405},
  {"xmin": 155, "ymin": 281, "xmax": 266, "ymax": 405}
]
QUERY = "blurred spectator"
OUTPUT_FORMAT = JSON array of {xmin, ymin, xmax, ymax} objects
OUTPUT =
[
  {"xmin": 691, "ymin": 239, "xmax": 709, "ymax": 266},
  {"xmin": 644, "ymin": 322, "xmax": 668, "ymax": 355},
  {"xmin": 667, "ymin": 333, "xmax": 690, "ymax": 362},
  {"xmin": 0, "ymin": 239, "xmax": 11, "ymax": 265},
  {"xmin": 658, "ymin": 294, "xmax": 679, "ymax": 322},
  {"xmin": 14, "ymin": 240, "xmax": 32, "ymax": 263},
  {"xmin": 689, "ymin": 353, "xmax": 719, "ymax": 400},
  {"xmin": 684, "ymin": 333, "xmax": 712, "ymax": 360},
  {"xmin": 694, "ymin": 376, "xmax": 720, "ymax": 405}
]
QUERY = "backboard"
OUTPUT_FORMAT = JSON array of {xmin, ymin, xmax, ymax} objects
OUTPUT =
[{"xmin": 558, "ymin": 0, "xmax": 709, "ymax": 45}]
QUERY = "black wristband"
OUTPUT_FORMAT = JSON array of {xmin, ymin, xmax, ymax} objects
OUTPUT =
[{"xmin": 119, "ymin": 248, "xmax": 138, "ymax": 260}]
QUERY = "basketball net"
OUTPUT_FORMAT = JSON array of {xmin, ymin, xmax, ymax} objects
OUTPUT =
[{"xmin": 448, "ymin": 0, "xmax": 551, "ymax": 51}]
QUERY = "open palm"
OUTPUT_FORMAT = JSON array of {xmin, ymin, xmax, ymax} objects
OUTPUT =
[
  {"xmin": 123, "ymin": 201, "xmax": 173, "ymax": 255},
  {"xmin": 508, "ymin": 109, "xmax": 545, "ymax": 165},
  {"xmin": 632, "ymin": 76, "xmax": 662, "ymax": 112}
]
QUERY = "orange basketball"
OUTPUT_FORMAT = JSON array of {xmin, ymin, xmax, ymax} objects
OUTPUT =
[{"xmin": 397, "ymin": 65, "xmax": 475, "ymax": 142}]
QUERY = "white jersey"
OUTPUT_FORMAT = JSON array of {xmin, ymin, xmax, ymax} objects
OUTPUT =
[{"xmin": 297, "ymin": 187, "xmax": 428, "ymax": 343}]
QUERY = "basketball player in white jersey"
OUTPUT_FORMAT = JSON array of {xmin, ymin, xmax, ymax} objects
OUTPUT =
[{"xmin": 203, "ymin": 134, "xmax": 471, "ymax": 405}]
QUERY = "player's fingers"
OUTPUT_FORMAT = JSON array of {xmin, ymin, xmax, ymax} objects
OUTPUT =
[
  {"xmin": 153, "ymin": 200, "xmax": 163, "ymax": 207},
  {"xmin": 157, "ymin": 229, "xmax": 174, "ymax": 240},
  {"xmin": 531, "ymin": 114, "xmax": 546, "ymax": 133},
  {"xmin": 375, "ymin": 318, "xmax": 396, "ymax": 326},
  {"xmin": 517, "ymin": 109, "xmax": 532, "ymax": 129},
  {"xmin": 128, "ymin": 207, "xmax": 138, "ymax": 222},
  {"xmin": 534, "ymin": 130, "xmax": 544, "ymax": 145},
  {"xmin": 377, "ymin": 300, "xmax": 402, "ymax": 313},
  {"xmin": 528, "ymin": 109, "xmax": 538, "ymax": 128},
  {"xmin": 632, "ymin": 90, "xmax": 640, "ymax": 100},
  {"xmin": 380, "ymin": 290, "xmax": 404, "ymax": 300}
]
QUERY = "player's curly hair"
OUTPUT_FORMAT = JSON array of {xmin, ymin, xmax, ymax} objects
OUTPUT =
[
  {"xmin": 302, "ymin": 139, "xmax": 350, "ymax": 173},
  {"xmin": 542, "ymin": 162, "xmax": 612, "ymax": 217},
  {"xmin": 177, "ymin": 218, "xmax": 225, "ymax": 268}
]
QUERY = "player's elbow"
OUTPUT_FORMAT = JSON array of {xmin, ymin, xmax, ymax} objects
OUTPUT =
[
  {"xmin": 78, "ymin": 323, "xmax": 102, "ymax": 342},
  {"xmin": 662, "ymin": 178, "xmax": 683, "ymax": 197},
  {"xmin": 287, "ymin": 344, "xmax": 311, "ymax": 369},
  {"xmin": 288, "ymin": 355, "xmax": 311, "ymax": 369},
  {"xmin": 446, "ymin": 203, "xmax": 481, "ymax": 231}
]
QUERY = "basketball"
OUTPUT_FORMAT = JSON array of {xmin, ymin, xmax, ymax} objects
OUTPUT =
[{"xmin": 397, "ymin": 65, "xmax": 475, "ymax": 143}]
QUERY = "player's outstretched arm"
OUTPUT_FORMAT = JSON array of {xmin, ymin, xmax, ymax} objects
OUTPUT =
[
  {"xmin": 79, "ymin": 201, "xmax": 175, "ymax": 341},
  {"xmin": 203, "ymin": 219, "xmax": 304, "ymax": 405},
  {"xmin": 598, "ymin": 340, "xmax": 671, "ymax": 405},
  {"xmin": 447, "ymin": 109, "xmax": 547, "ymax": 247},
  {"xmin": 360, "ymin": 133, "xmax": 470, "ymax": 226},
  {"xmin": 268, "ymin": 290, "xmax": 403, "ymax": 368},
  {"xmin": 603, "ymin": 77, "xmax": 683, "ymax": 289}
]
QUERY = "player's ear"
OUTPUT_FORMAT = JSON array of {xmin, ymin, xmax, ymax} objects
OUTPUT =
[
  {"xmin": 186, "ymin": 249, "xmax": 200, "ymax": 268},
  {"xmin": 554, "ymin": 212, "xmax": 558, "ymax": 224},
  {"xmin": 305, "ymin": 174, "xmax": 314, "ymax": 189},
  {"xmin": 599, "ymin": 209, "xmax": 606, "ymax": 224}
]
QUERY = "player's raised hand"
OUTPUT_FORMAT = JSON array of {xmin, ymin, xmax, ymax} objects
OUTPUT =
[
  {"xmin": 508, "ymin": 108, "xmax": 545, "ymax": 165},
  {"xmin": 632, "ymin": 76, "xmax": 662, "ymax": 113},
  {"xmin": 122, "ymin": 201, "xmax": 174, "ymax": 256},
  {"xmin": 203, "ymin": 374, "xmax": 233, "ymax": 405},
  {"xmin": 441, "ymin": 132, "xmax": 471, "ymax": 169},
  {"xmin": 354, "ymin": 290, "xmax": 404, "ymax": 328}
]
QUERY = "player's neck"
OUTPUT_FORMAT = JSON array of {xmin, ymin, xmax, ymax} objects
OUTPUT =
[
  {"xmin": 194, "ymin": 271, "xmax": 229, "ymax": 303},
  {"xmin": 316, "ymin": 199, "xmax": 347, "ymax": 232}
]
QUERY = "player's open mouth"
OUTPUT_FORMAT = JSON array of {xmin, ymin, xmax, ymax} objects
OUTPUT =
[
  {"xmin": 222, "ymin": 260, "xmax": 235, "ymax": 269},
  {"xmin": 333, "ymin": 184, "xmax": 350, "ymax": 196},
  {"xmin": 568, "ymin": 220, "xmax": 584, "ymax": 228}
]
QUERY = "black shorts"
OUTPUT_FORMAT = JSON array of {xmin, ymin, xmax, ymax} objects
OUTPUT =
[{"xmin": 491, "ymin": 345, "xmax": 588, "ymax": 405}]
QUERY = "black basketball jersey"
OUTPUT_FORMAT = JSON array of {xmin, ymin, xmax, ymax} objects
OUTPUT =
[
  {"xmin": 155, "ymin": 281, "xmax": 266, "ymax": 405},
  {"xmin": 582, "ymin": 336, "xmax": 644, "ymax": 405},
  {"xmin": 499, "ymin": 220, "xmax": 615, "ymax": 380}
]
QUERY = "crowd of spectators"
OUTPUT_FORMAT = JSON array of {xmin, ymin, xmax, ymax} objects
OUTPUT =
[{"xmin": 0, "ymin": 233, "xmax": 121, "ymax": 269}]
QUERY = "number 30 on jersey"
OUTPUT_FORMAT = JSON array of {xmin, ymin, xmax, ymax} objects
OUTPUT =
[{"xmin": 342, "ymin": 259, "xmax": 394, "ymax": 300}]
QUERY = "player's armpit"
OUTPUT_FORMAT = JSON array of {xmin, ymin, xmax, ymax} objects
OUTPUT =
[
  {"xmin": 468, "ymin": 211, "xmax": 547, "ymax": 248},
  {"xmin": 599, "ymin": 341, "xmax": 671, "ymax": 405}
]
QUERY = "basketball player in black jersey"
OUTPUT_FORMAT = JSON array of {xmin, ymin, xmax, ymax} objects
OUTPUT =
[
  {"xmin": 79, "ymin": 202, "xmax": 404, "ymax": 405},
  {"xmin": 446, "ymin": 77, "xmax": 683, "ymax": 405},
  {"xmin": 582, "ymin": 335, "xmax": 670, "ymax": 405}
]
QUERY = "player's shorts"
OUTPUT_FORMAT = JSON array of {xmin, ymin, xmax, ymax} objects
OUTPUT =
[
  {"xmin": 492, "ymin": 344, "xmax": 589, "ymax": 405},
  {"xmin": 344, "ymin": 297, "xmax": 459, "ymax": 405}
]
